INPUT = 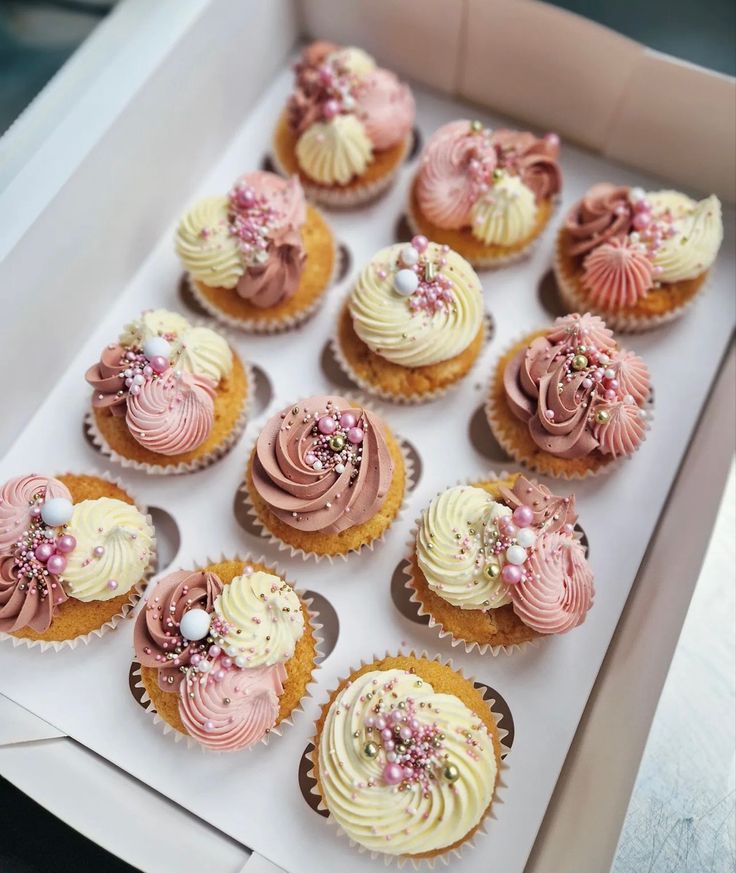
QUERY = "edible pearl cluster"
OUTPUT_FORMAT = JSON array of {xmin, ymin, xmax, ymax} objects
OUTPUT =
[
  {"xmin": 625, "ymin": 187, "xmax": 675, "ymax": 279},
  {"xmin": 227, "ymin": 183, "xmax": 282, "ymax": 266},
  {"xmin": 313, "ymin": 56, "xmax": 360, "ymax": 121},
  {"xmin": 118, "ymin": 336, "xmax": 171, "ymax": 398},
  {"xmin": 390, "ymin": 235, "xmax": 455, "ymax": 317},
  {"xmin": 282, "ymin": 401, "xmax": 365, "ymax": 477}
]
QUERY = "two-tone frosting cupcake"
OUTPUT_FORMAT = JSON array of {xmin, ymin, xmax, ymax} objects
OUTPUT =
[
  {"xmin": 487, "ymin": 313, "xmax": 652, "ymax": 478},
  {"xmin": 409, "ymin": 472, "xmax": 593, "ymax": 651},
  {"xmin": 133, "ymin": 559, "xmax": 318, "ymax": 751},
  {"xmin": 273, "ymin": 42, "xmax": 415, "ymax": 205},
  {"xmin": 176, "ymin": 171, "xmax": 336, "ymax": 331},
  {"xmin": 409, "ymin": 120, "xmax": 562, "ymax": 267},
  {"xmin": 555, "ymin": 183, "xmax": 723, "ymax": 330},
  {"xmin": 86, "ymin": 309, "xmax": 249, "ymax": 473},
  {"xmin": 335, "ymin": 236, "xmax": 487, "ymax": 401},
  {"xmin": 0, "ymin": 473, "xmax": 154, "ymax": 647}
]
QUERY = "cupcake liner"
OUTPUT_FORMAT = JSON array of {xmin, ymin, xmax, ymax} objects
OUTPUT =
[
  {"xmin": 552, "ymin": 237, "xmax": 711, "ymax": 333},
  {"xmin": 329, "ymin": 302, "xmax": 495, "ymax": 405},
  {"xmin": 186, "ymin": 226, "xmax": 342, "ymax": 334},
  {"xmin": 0, "ymin": 470, "xmax": 157, "ymax": 652},
  {"xmin": 86, "ymin": 349, "xmax": 254, "ymax": 476},
  {"xmin": 240, "ymin": 395, "xmax": 415, "ymax": 562},
  {"xmin": 129, "ymin": 552, "xmax": 323, "ymax": 752},
  {"xmin": 305, "ymin": 649, "xmax": 511, "ymax": 868},
  {"xmin": 484, "ymin": 330, "xmax": 655, "ymax": 481}
]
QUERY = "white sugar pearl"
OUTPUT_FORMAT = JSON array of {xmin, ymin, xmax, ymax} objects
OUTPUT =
[
  {"xmin": 598, "ymin": 353, "xmax": 610, "ymax": 365},
  {"xmin": 342, "ymin": 95, "xmax": 355, "ymax": 110},
  {"xmin": 143, "ymin": 336, "xmax": 170, "ymax": 360},
  {"xmin": 335, "ymin": 463, "xmax": 346, "ymax": 474},
  {"xmin": 629, "ymin": 187, "xmax": 645, "ymax": 204},
  {"xmin": 393, "ymin": 268, "xmax": 419, "ymax": 297},
  {"xmin": 313, "ymin": 460, "xmax": 323, "ymax": 471},
  {"xmin": 179, "ymin": 608, "xmax": 211, "ymax": 641},
  {"xmin": 226, "ymin": 646, "xmax": 237, "ymax": 657},
  {"xmin": 235, "ymin": 656, "xmax": 246, "ymax": 668},
  {"xmin": 132, "ymin": 374, "xmax": 145, "ymax": 386},
  {"xmin": 604, "ymin": 368, "xmax": 616, "ymax": 380},
  {"xmin": 197, "ymin": 659, "xmax": 212, "ymax": 673},
  {"xmin": 516, "ymin": 528, "xmax": 536, "ymax": 548},
  {"xmin": 399, "ymin": 245, "xmax": 419, "ymax": 267},
  {"xmin": 41, "ymin": 497, "xmax": 73, "ymax": 527},
  {"xmin": 505, "ymin": 545, "xmax": 527, "ymax": 565}
]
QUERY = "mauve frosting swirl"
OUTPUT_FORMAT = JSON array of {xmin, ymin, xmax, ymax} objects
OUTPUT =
[
  {"xmin": 251, "ymin": 395, "xmax": 394, "ymax": 534},
  {"xmin": 498, "ymin": 475, "xmax": 577, "ymax": 533},
  {"xmin": 582, "ymin": 237, "xmax": 653, "ymax": 308},
  {"xmin": 86, "ymin": 345, "xmax": 128, "ymax": 415},
  {"xmin": 490, "ymin": 129, "xmax": 561, "ymax": 202},
  {"xmin": 0, "ymin": 555, "xmax": 68, "ymax": 633},
  {"xmin": 565, "ymin": 183, "xmax": 633, "ymax": 257},
  {"xmin": 0, "ymin": 475, "xmax": 71, "ymax": 553},
  {"xmin": 354, "ymin": 68, "xmax": 414, "ymax": 150}
]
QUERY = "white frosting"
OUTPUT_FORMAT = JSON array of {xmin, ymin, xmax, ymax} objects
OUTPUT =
[
  {"xmin": 296, "ymin": 115, "xmax": 373, "ymax": 185},
  {"xmin": 175, "ymin": 196, "xmax": 243, "ymax": 289},
  {"xmin": 652, "ymin": 194, "xmax": 723, "ymax": 282},
  {"xmin": 647, "ymin": 189, "xmax": 696, "ymax": 219},
  {"xmin": 327, "ymin": 46, "xmax": 376, "ymax": 76},
  {"xmin": 119, "ymin": 309, "xmax": 190, "ymax": 348},
  {"xmin": 470, "ymin": 173, "xmax": 537, "ymax": 246},
  {"xmin": 171, "ymin": 325, "xmax": 233, "ymax": 382}
]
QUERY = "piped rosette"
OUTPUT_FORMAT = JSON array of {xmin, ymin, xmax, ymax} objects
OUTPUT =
[
  {"xmin": 407, "ymin": 471, "xmax": 593, "ymax": 653},
  {"xmin": 133, "ymin": 560, "xmax": 319, "ymax": 752}
]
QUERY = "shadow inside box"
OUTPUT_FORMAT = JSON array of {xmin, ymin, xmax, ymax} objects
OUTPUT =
[
  {"xmin": 148, "ymin": 506, "xmax": 180, "ymax": 573},
  {"xmin": 178, "ymin": 273, "xmax": 209, "ymax": 317},
  {"xmin": 468, "ymin": 403, "xmax": 512, "ymax": 464},
  {"xmin": 390, "ymin": 558, "xmax": 430, "ymax": 626},
  {"xmin": 319, "ymin": 339, "xmax": 357, "ymax": 390},
  {"xmin": 303, "ymin": 590, "xmax": 339, "ymax": 662},
  {"xmin": 538, "ymin": 268, "xmax": 570, "ymax": 318}
]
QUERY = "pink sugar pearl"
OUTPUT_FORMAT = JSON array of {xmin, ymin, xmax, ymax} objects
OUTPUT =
[
  {"xmin": 411, "ymin": 234, "xmax": 428, "ymax": 253},
  {"xmin": 339, "ymin": 412, "xmax": 356, "ymax": 429},
  {"xmin": 502, "ymin": 564, "xmax": 522, "ymax": 585},
  {"xmin": 318, "ymin": 415, "xmax": 337, "ymax": 435},
  {"xmin": 323, "ymin": 99, "xmax": 340, "ymax": 120},
  {"xmin": 347, "ymin": 427, "xmax": 364, "ymax": 444},
  {"xmin": 383, "ymin": 763, "xmax": 404, "ymax": 785},
  {"xmin": 46, "ymin": 554, "xmax": 67, "ymax": 575},
  {"xmin": 632, "ymin": 212, "xmax": 651, "ymax": 231},
  {"xmin": 56, "ymin": 534, "xmax": 77, "ymax": 554},
  {"xmin": 150, "ymin": 356, "xmax": 168, "ymax": 374},
  {"xmin": 512, "ymin": 505, "xmax": 534, "ymax": 528},
  {"xmin": 34, "ymin": 543, "xmax": 54, "ymax": 563}
]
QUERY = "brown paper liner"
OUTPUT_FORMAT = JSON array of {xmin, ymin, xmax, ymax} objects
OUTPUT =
[
  {"xmin": 407, "ymin": 174, "xmax": 556, "ymax": 269},
  {"xmin": 131, "ymin": 555, "xmax": 322, "ymax": 752},
  {"xmin": 272, "ymin": 110, "xmax": 410, "ymax": 207},
  {"xmin": 188, "ymin": 205, "xmax": 338, "ymax": 333},
  {"xmin": 0, "ymin": 472, "xmax": 156, "ymax": 652},
  {"xmin": 307, "ymin": 651, "xmax": 510, "ymax": 866},
  {"xmin": 553, "ymin": 227, "xmax": 709, "ymax": 332}
]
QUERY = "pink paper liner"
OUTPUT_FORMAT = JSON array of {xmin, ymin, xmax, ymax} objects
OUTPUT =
[
  {"xmin": 129, "ymin": 552, "xmax": 323, "ymax": 753},
  {"xmin": 305, "ymin": 649, "xmax": 511, "ymax": 867},
  {"xmin": 0, "ymin": 470, "xmax": 157, "ymax": 652}
]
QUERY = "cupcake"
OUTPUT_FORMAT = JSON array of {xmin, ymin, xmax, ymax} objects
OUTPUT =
[
  {"xmin": 334, "ymin": 236, "xmax": 486, "ymax": 402},
  {"xmin": 554, "ymin": 184, "xmax": 723, "ymax": 331},
  {"xmin": 245, "ymin": 395, "xmax": 406, "ymax": 558},
  {"xmin": 409, "ymin": 121, "xmax": 561, "ymax": 268},
  {"xmin": 0, "ymin": 473, "xmax": 155, "ymax": 648},
  {"xmin": 86, "ymin": 309, "xmax": 249, "ymax": 473},
  {"xmin": 408, "ymin": 472, "xmax": 593, "ymax": 652},
  {"xmin": 487, "ymin": 313, "xmax": 652, "ymax": 478},
  {"xmin": 176, "ymin": 170, "xmax": 336, "ymax": 332},
  {"xmin": 310, "ymin": 653, "xmax": 504, "ymax": 860},
  {"xmin": 133, "ymin": 559, "xmax": 318, "ymax": 751},
  {"xmin": 273, "ymin": 42, "xmax": 415, "ymax": 206}
]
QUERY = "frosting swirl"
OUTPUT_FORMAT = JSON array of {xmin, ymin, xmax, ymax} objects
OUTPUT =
[
  {"xmin": 172, "ymin": 326, "xmax": 232, "ymax": 382},
  {"xmin": 174, "ymin": 196, "xmax": 243, "ymax": 289},
  {"xmin": 652, "ymin": 194, "xmax": 723, "ymax": 282},
  {"xmin": 86, "ymin": 345, "xmax": 129, "ymax": 416},
  {"xmin": 582, "ymin": 237, "xmax": 653, "ymax": 308},
  {"xmin": 119, "ymin": 310, "xmax": 190, "ymax": 348},
  {"xmin": 0, "ymin": 555, "xmax": 67, "ymax": 633},
  {"xmin": 0, "ymin": 475, "xmax": 71, "ymax": 553},
  {"xmin": 470, "ymin": 173, "xmax": 537, "ymax": 246},
  {"xmin": 497, "ymin": 475, "xmax": 577, "ymax": 533},
  {"xmin": 490, "ymin": 129, "xmax": 561, "ymax": 202},
  {"xmin": 353, "ymin": 69, "xmax": 414, "ymax": 150},
  {"xmin": 296, "ymin": 115, "xmax": 373, "ymax": 185},
  {"xmin": 565, "ymin": 184, "xmax": 633, "ymax": 257}
]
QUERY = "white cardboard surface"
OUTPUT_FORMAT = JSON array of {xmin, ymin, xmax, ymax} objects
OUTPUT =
[{"xmin": 0, "ymin": 68, "xmax": 734, "ymax": 873}]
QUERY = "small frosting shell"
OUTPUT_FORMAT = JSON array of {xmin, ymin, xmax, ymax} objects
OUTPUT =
[
  {"xmin": 296, "ymin": 115, "xmax": 373, "ymax": 185},
  {"xmin": 652, "ymin": 194, "xmax": 723, "ymax": 282},
  {"xmin": 471, "ymin": 173, "xmax": 537, "ymax": 246},
  {"xmin": 175, "ymin": 196, "xmax": 244, "ymax": 289}
]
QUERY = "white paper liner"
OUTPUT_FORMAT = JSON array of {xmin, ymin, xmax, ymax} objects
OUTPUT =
[
  {"xmin": 240, "ymin": 397, "xmax": 415, "ymax": 562},
  {"xmin": 305, "ymin": 650, "xmax": 511, "ymax": 868},
  {"xmin": 484, "ymin": 329, "xmax": 655, "ymax": 481},
  {"xmin": 552, "ymin": 235, "xmax": 711, "ymax": 333},
  {"xmin": 85, "ymin": 350, "xmax": 254, "ymax": 477},
  {"xmin": 186, "ymin": 218, "xmax": 342, "ymax": 333},
  {"xmin": 130, "ymin": 552, "xmax": 324, "ymax": 753},
  {"xmin": 330, "ymin": 300, "xmax": 495, "ymax": 404},
  {"xmin": 0, "ymin": 470, "xmax": 157, "ymax": 652}
]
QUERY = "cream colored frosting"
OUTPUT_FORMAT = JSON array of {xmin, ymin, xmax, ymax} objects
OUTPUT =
[
  {"xmin": 62, "ymin": 498, "xmax": 154, "ymax": 602},
  {"xmin": 214, "ymin": 571, "xmax": 305, "ymax": 668},
  {"xmin": 348, "ymin": 243, "xmax": 483, "ymax": 367},
  {"xmin": 416, "ymin": 485, "xmax": 512, "ymax": 610},
  {"xmin": 174, "ymin": 196, "xmax": 243, "ymax": 289},
  {"xmin": 318, "ymin": 668, "xmax": 497, "ymax": 855},
  {"xmin": 470, "ymin": 173, "xmax": 537, "ymax": 246},
  {"xmin": 119, "ymin": 309, "xmax": 190, "ymax": 347},
  {"xmin": 646, "ymin": 189, "xmax": 696, "ymax": 219},
  {"xmin": 651, "ymin": 194, "xmax": 723, "ymax": 282},
  {"xmin": 172, "ymin": 325, "xmax": 233, "ymax": 382},
  {"xmin": 327, "ymin": 46, "xmax": 376, "ymax": 75},
  {"xmin": 296, "ymin": 115, "xmax": 373, "ymax": 185}
]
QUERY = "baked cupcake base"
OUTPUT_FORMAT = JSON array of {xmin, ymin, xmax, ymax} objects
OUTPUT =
[
  {"xmin": 137, "ymin": 558, "xmax": 319, "ymax": 746},
  {"xmin": 554, "ymin": 228, "xmax": 709, "ymax": 333},
  {"xmin": 333, "ymin": 302, "xmax": 487, "ymax": 403},
  {"xmin": 189, "ymin": 206, "xmax": 337, "ymax": 332},
  {"xmin": 407, "ymin": 176, "xmax": 556, "ymax": 269},
  {"xmin": 272, "ymin": 111, "xmax": 411, "ymax": 207}
]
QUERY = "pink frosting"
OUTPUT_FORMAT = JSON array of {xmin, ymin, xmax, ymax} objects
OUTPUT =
[
  {"xmin": 508, "ymin": 532, "xmax": 594, "ymax": 634},
  {"xmin": 582, "ymin": 238, "xmax": 653, "ymax": 308},
  {"xmin": 0, "ymin": 555, "xmax": 68, "ymax": 633},
  {"xmin": 490, "ymin": 129, "xmax": 562, "ymax": 202},
  {"xmin": 0, "ymin": 475, "xmax": 71, "ymax": 553},
  {"xmin": 593, "ymin": 401, "xmax": 648, "ymax": 458},
  {"xmin": 354, "ymin": 69, "xmax": 415, "ymax": 150},
  {"xmin": 498, "ymin": 475, "xmax": 577, "ymax": 533},
  {"xmin": 565, "ymin": 183, "xmax": 633, "ymax": 258},
  {"xmin": 612, "ymin": 349, "xmax": 651, "ymax": 406},
  {"xmin": 178, "ymin": 661, "xmax": 286, "ymax": 752},
  {"xmin": 86, "ymin": 345, "xmax": 128, "ymax": 416},
  {"xmin": 251, "ymin": 395, "xmax": 394, "ymax": 534},
  {"xmin": 126, "ymin": 369, "xmax": 215, "ymax": 456}
]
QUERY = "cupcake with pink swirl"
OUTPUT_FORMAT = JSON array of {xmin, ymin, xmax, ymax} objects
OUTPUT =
[
  {"xmin": 409, "ymin": 120, "xmax": 562, "ymax": 268},
  {"xmin": 176, "ymin": 170, "xmax": 336, "ymax": 332},
  {"xmin": 245, "ymin": 395, "xmax": 407, "ymax": 558},
  {"xmin": 132, "ymin": 558, "xmax": 319, "ymax": 751},
  {"xmin": 85, "ymin": 309, "xmax": 249, "ymax": 474},
  {"xmin": 407, "ymin": 471, "xmax": 593, "ymax": 653},
  {"xmin": 273, "ymin": 42, "xmax": 415, "ymax": 206},
  {"xmin": 487, "ymin": 313, "xmax": 652, "ymax": 479},
  {"xmin": 554, "ymin": 183, "xmax": 723, "ymax": 331},
  {"xmin": 0, "ymin": 472, "xmax": 155, "ymax": 649}
]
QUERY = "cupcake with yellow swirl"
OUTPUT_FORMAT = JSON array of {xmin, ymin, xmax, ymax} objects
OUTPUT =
[
  {"xmin": 310, "ymin": 653, "xmax": 506, "ymax": 860},
  {"xmin": 554, "ymin": 183, "xmax": 724, "ymax": 331},
  {"xmin": 409, "ymin": 121, "xmax": 562, "ymax": 268},
  {"xmin": 407, "ymin": 471, "xmax": 594, "ymax": 653},
  {"xmin": 334, "ymin": 237, "xmax": 487, "ymax": 402},
  {"xmin": 85, "ymin": 309, "xmax": 249, "ymax": 474},
  {"xmin": 132, "ymin": 558, "xmax": 319, "ymax": 751},
  {"xmin": 0, "ymin": 472, "xmax": 155, "ymax": 649},
  {"xmin": 176, "ymin": 171, "xmax": 336, "ymax": 332},
  {"xmin": 273, "ymin": 42, "xmax": 415, "ymax": 206}
]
